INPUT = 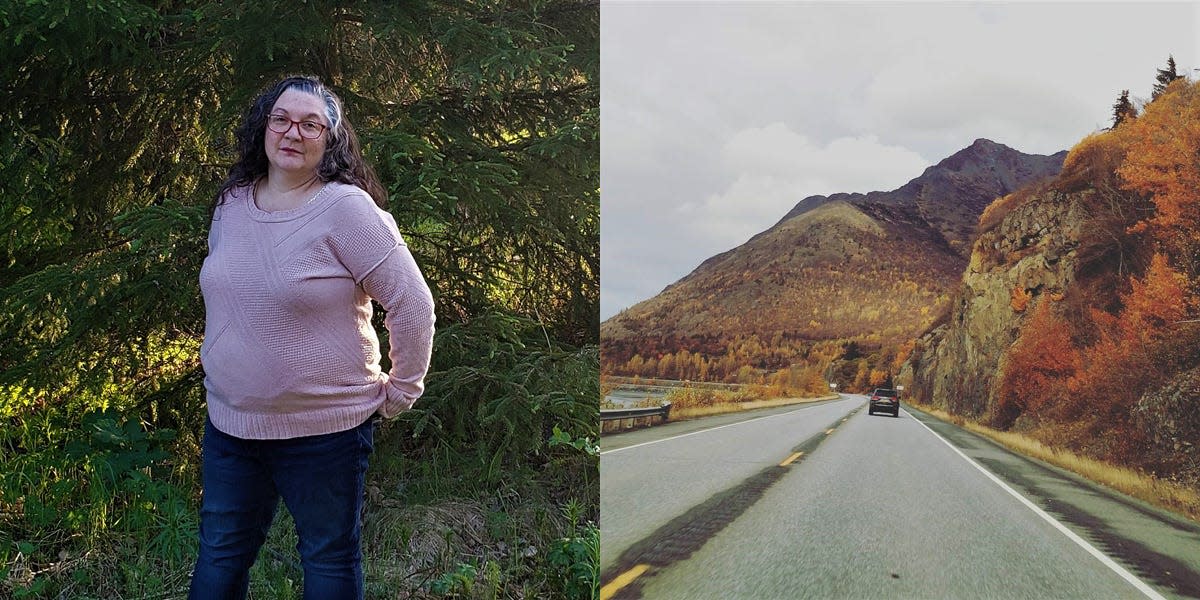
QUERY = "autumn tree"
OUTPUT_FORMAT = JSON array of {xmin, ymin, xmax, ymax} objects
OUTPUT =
[
  {"xmin": 994, "ymin": 299, "xmax": 1079, "ymax": 428},
  {"xmin": 735, "ymin": 365, "xmax": 758, "ymax": 384},
  {"xmin": 1013, "ymin": 78, "xmax": 1200, "ymax": 471},
  {"xmin": 766, "ymin": 364, "xmax": 828, "ymax": 397},
  {"xmin": 892, "ymin": 340, "xmax": 916, "ymax": 371},
  {"xmin": 627, "ymin": 354, "xmax": 645, "ymax": 376},
  {"xmin": 868, "ymin": 369, "xmax": 889, "ymax": 388},
  {"xmin": 657, "ymin": 353, "xmax": 675, "ymax": 379},
  {"xmin": 1058, "ymin": 131, "xmax": 1127, "ymax": 193},
  {"xmin": 677, "ymin": 348, "xmax": 694, "ymax": 380},
  {"xmin": 1064, "ymin": 254, "xmax": 1191, "ymax": 457},
  {"xmin": 643, "ymin": 356, "xmax": 659, "ymax": 378},
  {"xmin": 852, "ymin": 361, "xmax": 870, "ymax": 391},
  {"xmin": 1118, "ymin": 80, "xmax": 1200, "ymax": 280},
  {"xmin": 1100, "ymin": 253, "xmax": 1187, "ymax": 356}
]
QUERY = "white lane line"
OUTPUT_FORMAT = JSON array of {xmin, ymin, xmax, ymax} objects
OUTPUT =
[
  {"xmin": 600, "ymin": 397, "xmax": 857, "ymax": 456},
  {"xmin": 905, "ymin": 408, "xmax": 1167, "ymax": 600}
]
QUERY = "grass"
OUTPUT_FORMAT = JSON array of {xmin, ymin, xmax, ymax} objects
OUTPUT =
[
  {"xmin": 2, "ymin": 415, "xmax": 598, "ymax": 600},
  {"xmin": 909, "ymin": 402, "xmax": 1200, "ymax": 524},
  {"xmin": 663, "ymin": 385, "xmax": 835, "ymax": 420},
  {"xmin": 242, "ymin": 422, "xmax": 600, "ymax": 600},
  {"xmin": 670, "ymin": 394, "xmax": 838, "ymax": 420}
]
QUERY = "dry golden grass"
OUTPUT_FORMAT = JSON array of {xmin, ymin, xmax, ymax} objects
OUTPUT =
[
  {"xmin": 914, "ymin": 404, "xmax": 1200, "ymax": 524},
  {"xmin": 670, "ymin": 394, "xmax": 838, "ymax": 421},
  {"xmin": 601, "ymin": 387, "xmax": 837, "ymax": 434}
]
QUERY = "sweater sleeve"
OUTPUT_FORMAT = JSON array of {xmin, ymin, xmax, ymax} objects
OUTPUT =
[
  {"xmin": 355, "ymin": 222, "xmax": 436, "ymax": 418},
  {"xmin": 327, "ymin": 191, "xmax": 435, "ymax": 417}
]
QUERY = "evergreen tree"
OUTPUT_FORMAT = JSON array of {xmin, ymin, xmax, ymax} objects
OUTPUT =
[
  {"xmin": 1111, "ymin": 89, "xmax": 1135, "ymax": 128},
  {"xmin": 1152, "ymin": 55, "xmax": 1182, "ymax": 99},
  {"xmin": 0, "ymin": 0, "xmax": 599, "ymax": 447}
]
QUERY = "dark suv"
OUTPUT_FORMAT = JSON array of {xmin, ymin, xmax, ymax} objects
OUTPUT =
[{"xmin": 867, "ymin": 388, "xmax": 900, "ymax": 417}]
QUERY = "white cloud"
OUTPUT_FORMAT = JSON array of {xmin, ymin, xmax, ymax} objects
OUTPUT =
[
  {"xmin": 679, "ymin": 127, "xmax": 931, "ymax": 250},
  {"xmin": 721, "ymin": 125, "xmax": 930, "ymax": 190}
]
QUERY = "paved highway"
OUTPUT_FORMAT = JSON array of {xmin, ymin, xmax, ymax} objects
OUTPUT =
[
  {"xmin": 600, "ymin": 395, "xmax": 1200, "ymax": 599},
  {"xmin": 600, "ymin": 396, "xmax": 860, "ymax": 572}
]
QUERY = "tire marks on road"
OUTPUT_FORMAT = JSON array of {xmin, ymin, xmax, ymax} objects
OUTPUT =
[
  {"xmin": 911, "ymin": 406, "xmax": 1200, "ymax": 598},
  {"xmin": 599, "ymin": 406, "xmax": 862, "ymax": 599},
  {"xmin": 907, "ymin": 408, "xmax": 1170, "ymax": 600},
  {"xmin": 977, "ymin": 456, "xmax": 1200, "ymax": 599}
]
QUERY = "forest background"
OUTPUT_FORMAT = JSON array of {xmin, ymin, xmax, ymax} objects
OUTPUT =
[{"xmin": 0, "ymin": 1, "xmax": 599, "ymax": 598}]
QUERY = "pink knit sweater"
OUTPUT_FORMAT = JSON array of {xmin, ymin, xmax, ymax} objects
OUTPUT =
[{"xmin": 199, "ymin": 181, "xmax": 435, "ymax": 439}]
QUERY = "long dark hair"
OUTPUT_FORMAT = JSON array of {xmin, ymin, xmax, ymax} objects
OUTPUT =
[{"xmin": 212, "ymin": 75, "xmax": 387, "ymax": 210}]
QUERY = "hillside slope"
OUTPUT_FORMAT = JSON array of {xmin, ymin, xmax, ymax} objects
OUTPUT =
[{"xmin": 602, "ymin": 139, "xmax": 1064, "ymax": 376}]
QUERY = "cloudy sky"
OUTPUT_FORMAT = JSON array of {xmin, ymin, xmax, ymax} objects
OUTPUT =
[{"xmin": 600, "ymin": 1, "xmax": 1199, "ymax": 321}]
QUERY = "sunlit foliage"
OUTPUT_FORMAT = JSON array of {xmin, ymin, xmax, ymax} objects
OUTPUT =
[
  {"xmin": 1119, "ymin": 78, "xmax": 1200, "ymax": 272},
  {"xmin": 994, "ymin": 298, "xmax": 1078, "ymax": 428},
  {"xmin": 990, "ymin": 80, "xmax": 1200, "ymax": 477}
]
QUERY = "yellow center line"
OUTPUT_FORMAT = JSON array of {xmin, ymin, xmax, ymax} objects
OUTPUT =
[
  {"xmin": 779, "ymin": 451, "xmax": 804, "ymax": 466},
  {"xmin": 825, "ymin": 428, "xmax": 835, "ymax": 435},
  {"xmin": 600, "ymin": 564, "xmax": 650, "ymax": 600}
]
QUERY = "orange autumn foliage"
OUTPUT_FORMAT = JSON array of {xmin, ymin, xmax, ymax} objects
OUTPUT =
[
  {"xmin": 1118, "ymin": 80, "xmax": 1200, "ymax": 238},
  {"xmin": 981, "ymin": 81, "xmax": 1200, "ymax": 470},
  {"xmin": 891, "ymin": 339, "xmax": 916, "ymax": 371},
  {"xmin": 1010, "ymin": 286, "xmax": 1032, "ymax": 312},
  {"xmin": 1057, "ymin": 129, "xmax": 1129, "ymax": 193},
  {"xmin": 1039, "ymin": 81, "xmax": 1198, "ymax": 454},
  {"xmin": 1120, "ymin": 253, "xmax": 1190, "ymax": 335},
  {"xmin": 1062, "ymin": 254, "xmax": 1191, "ymax": 457},
  {"xmin": 995, "ymin": 298, "xmax": 1079, "ymax": 428},
  {"xmin": 869, "ymin": 369, "xmax": 889, "ymax": 387}
]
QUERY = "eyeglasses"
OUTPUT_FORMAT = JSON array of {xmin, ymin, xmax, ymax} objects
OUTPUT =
[{"xmin": 266, "ymin": 114, "xmax": 327, "ymax": 140}]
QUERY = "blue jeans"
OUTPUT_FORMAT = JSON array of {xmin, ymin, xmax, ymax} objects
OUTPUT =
[{"xmin": 189, "ymin": 416, "xmax": 375, "ymax": 600}]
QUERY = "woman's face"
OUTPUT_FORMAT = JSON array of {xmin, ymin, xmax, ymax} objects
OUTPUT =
[{"xmin": 264, "ymin": 88, "xmax": 329, "ymax": 178}]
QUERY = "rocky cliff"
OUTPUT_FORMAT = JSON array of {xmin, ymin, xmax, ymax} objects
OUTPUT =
[
  {"xmin": 901, "ymin": 183, "xmax": 1200, "ymax": 481},
  {"xmin": 899, "ymin": 189, "xmax": 1088, "ymax": 417},
  {"xmin": 894, "ymin": 81, "xmax": 1200, "ymax": 485}
]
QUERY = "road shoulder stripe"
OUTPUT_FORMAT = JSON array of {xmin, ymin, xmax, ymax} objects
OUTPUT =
[{"xmin": 906, "ymin": 408, "xmax": 1167, "ymax": 600}]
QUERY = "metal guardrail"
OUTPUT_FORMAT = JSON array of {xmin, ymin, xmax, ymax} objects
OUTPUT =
[{"xmin": 600, "ymin": 402, "xmax": 672, "ymax": 426}]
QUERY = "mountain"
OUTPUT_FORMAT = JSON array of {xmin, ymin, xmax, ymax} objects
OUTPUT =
[
  {"xmin": 773, "ymin": 138, "xmax": 1066, "ymax": 257},
  {"xmin": 602, "ymin": 139, "xmax": 1065, "ymax": 377}
]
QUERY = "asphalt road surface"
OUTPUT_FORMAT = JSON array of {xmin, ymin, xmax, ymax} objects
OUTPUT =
[{"xmin": 599, "ymin": 395, "xmax": 1200, "ymax": 599}]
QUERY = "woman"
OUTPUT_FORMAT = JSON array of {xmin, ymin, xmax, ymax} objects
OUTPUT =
[{"xmin": 191, "ymin": 75, "xmax": 435, "ymax": 599}]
